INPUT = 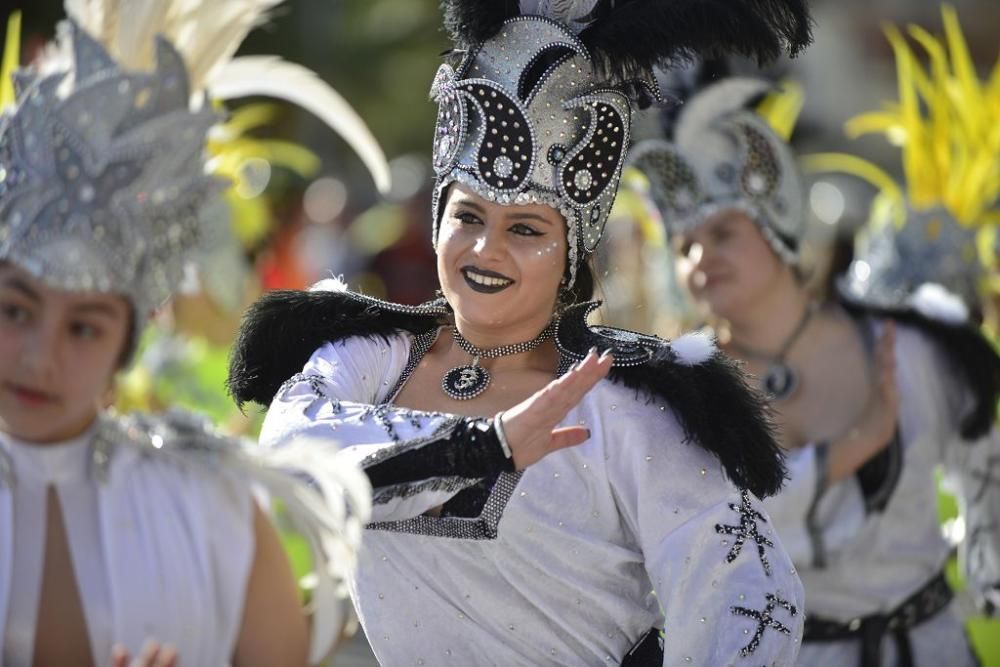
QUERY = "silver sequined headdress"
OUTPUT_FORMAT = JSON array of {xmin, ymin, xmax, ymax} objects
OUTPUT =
[
  {"xmin": 630, "ymin": 78, "xmax": 806, "ymax": 265},
  {"xmin": 431, "ymin": 1, "xmax": 813, "ymax": 285},
  {"xmin": 0, "ymin": 1, "xmax": 389, "ymax": 352},
  {"xmin": 0, "ymin": 26, "xmax": 219, "ymax": 320},
  {"xmin": 809, "ymin": 7, "xmax": 1000, "ymax": 318}
]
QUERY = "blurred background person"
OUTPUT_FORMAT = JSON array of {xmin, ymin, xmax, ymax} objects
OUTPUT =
[{"xmin": 630, "ymin": 8, "xmax": 1000, "ymax": 663}]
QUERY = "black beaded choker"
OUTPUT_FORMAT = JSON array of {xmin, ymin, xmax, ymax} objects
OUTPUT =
[{"xmin": 442, "ymin": 323, "xmax": 555, "ymax": 400}]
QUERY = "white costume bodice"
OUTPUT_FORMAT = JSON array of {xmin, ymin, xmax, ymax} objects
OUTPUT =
[
  {"xmin": 262, "ymin": 331, "xmax": 806, "ymax": 666},
  {"xmin": 0, "ymin": 416, "xmax": 254, "ymax": 666}
]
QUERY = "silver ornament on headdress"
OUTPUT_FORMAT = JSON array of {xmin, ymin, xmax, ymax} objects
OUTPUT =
[
  {"xmin": 430, "ymin": 16, "xmax": 645, "ymax": 286},
  {"xmin": 630, "ymin": 78, "xmax": 805, "ymax": 265},
  {"xmin": 0, "ymin": 23, "xmax": 221, "ymax": 324},
  {"xmin": 839, "ymin": 206, "xmax": 987, "ymax": 315}
]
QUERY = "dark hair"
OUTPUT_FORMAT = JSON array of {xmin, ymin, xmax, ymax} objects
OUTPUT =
[
  {"xmin": 116, "ymin": 305, "xmax": 138, "ymax": 370},
  {"xmin": 565, "ymin": 257, "xmax": 596, "ymax": 305}
]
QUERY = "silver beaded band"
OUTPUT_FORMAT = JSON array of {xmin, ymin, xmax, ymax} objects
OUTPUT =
[
  {"xmin": 493, "ymin": 411, "xmax": 513, "ymax": 460},
  {"xmin": 453, "ymin": 322, "xmax": 554, "ymax": 359}
]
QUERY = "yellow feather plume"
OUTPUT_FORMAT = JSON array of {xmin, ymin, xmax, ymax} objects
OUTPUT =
[
  {"xmin": 0, "ymin": 11, "xmax": 21, "ymax": 111},
  {"xmin": 755, "ymin": 80, "xmax": 804, "ymax": 141},
  {"xmin": 844, "ymin": 5, "xmax": 1000, "ymax": 229}
]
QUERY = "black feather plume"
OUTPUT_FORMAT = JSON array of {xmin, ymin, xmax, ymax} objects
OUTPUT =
[
  {"xmin": 227, "ymin": 290, "xmax": 445, "ymax": 409},
  {"xmin": 611, "ymin": 348, "xmax": 786, "ymax": 498},
  {"xmin": 440, "ymin": 0, "xmax": 521, "ymax": 47},
  {"xmin": 579, "ymin": 0, "xmax": 812, "ymax": 81}
]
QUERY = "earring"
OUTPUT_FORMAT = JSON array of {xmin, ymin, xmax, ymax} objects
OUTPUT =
[{"xmin": 555, "ymin": 279, "xmax": 575, "ymax": 314}]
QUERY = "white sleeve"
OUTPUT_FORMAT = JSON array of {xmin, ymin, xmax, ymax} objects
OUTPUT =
[
  {"xmin": 606, "ymin": 403, "xmax": 805, "ymax": 666},
  {"xmin": 260, "ymin": 337, "xmax": 509, "ymax": 523}
]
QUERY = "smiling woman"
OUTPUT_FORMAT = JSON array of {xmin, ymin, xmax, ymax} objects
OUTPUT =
[{"xmin": 228, "ymin": 1, "xmax": 815, "ymax": 664}]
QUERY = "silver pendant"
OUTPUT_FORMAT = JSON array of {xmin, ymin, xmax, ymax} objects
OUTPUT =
[
  {"xmin": 442, "ymin": 362, "xmax": 491, "ymax": 400},
  {"xmin": 763, "ymin": 363, "xmax": 797, "ymax": 401}
]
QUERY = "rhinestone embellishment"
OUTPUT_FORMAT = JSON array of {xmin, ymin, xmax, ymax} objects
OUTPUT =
[{"xmin": 442, "ymin": 323, "xmax": 554, "ymax": 401}]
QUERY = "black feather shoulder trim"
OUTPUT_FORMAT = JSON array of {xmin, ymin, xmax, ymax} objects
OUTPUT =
[
  {"xmin": 556, "ymin": 302, "xmax": 786, "ymax": 498},
  {"xmin": 839, "ymin": 299, "xmax": 1000, "ymax": 441},
  {"xmin": 227, "ymin": 289, "xmax": 448, "ymax": 409}
]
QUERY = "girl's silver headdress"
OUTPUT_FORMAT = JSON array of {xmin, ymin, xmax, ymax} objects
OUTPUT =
[
  {"xmin": 0, "ymin": 25, "xmax": 219, "ymax": 318},
  {"xmin": 431, "ymin": 1, "xmax": 813, "ymax": 285},
  {"xmin": 0, "ymin": 1, "xmax": 389, "ymax": 346}
]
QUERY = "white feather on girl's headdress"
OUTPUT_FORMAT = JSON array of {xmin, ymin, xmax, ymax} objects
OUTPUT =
[{"xmin": 50, "ymin": 0, "xmax": 391, "ymax": 193}]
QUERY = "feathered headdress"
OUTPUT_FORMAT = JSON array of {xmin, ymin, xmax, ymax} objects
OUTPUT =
[
  {"xmin": 629, "ymin": 78, "xmax": 807, "ymax": 264},
  {"xmin": 0, "ymin": 0, "xmax": 389, "ymax": 348},
  {"xmin": 804, "ymin": 5, "xmax": 1000, "ymax": 312},
  {"xmin": 430, "ymin": 0, "xmax": 812, "ymax": 285}
]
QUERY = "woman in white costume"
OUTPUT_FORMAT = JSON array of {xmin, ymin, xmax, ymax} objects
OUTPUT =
[
  {"xmin": 631, "ymin": 29, "xmax": 1000, "ymax": 664},
  {"xmin": 228, "ymin": 1, "xmax": 815, "ymax": 664},
  {"xmin": 0, "ymin": 1, "xmax": 390, "ymax": 664}
]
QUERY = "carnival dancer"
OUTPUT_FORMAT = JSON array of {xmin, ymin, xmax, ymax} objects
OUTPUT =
[
  {"xmin": 228, "ymin": 1, "xmax": 813, "ymax": 664},
  {"xmin": 631, "ymin": 14, "xmax": 1000, "ymax": 663},
  {"xmin": 0, "ymin": 1, "xmax": 390, "ymax": 663}
]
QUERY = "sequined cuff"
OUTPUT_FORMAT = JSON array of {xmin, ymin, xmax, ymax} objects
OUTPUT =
[{"xmin": 363, "ymin": 417, "xmax": 515, "ymax": 490}]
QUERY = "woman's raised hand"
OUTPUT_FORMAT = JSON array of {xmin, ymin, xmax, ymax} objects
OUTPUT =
[
  {"xmin": 857, "ymin": 321, "xmax": 899, "ymax": 447},
  {"xmin": 825, "ymin": 321, "xmax": 899, "ymax": 483},
  {"xmin": 499, "ymin": 348, "xmax": 613, "ymax": 470}
]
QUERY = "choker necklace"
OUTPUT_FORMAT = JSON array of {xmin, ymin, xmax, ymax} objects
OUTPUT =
[
  {"xmin": 727, "ymin": 303, "xmax": 817, "ymax": 401},
  {"xmin": 442, "ymin": 323, "xmax": 555, "ymax": 401}
]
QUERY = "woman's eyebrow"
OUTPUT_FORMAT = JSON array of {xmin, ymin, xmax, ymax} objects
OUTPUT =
[
  {"xmin": 70, "ymin": 302, "xmax": 122, "ymax": 319},
  {"xmin": 507, "ymin": 212, "xmax": 553, "ymax": 225},
  {"xmin": 453, "ymin": 199, "xmax": 487, "ymax": 214}
]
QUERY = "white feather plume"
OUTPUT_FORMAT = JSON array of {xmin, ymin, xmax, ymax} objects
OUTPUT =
[
  {"xmin": 209, "ymin": 56, "xmax": 391, "ymax": 194},
  {"xmin": 908, "ymin": 282, "xmax": 970, "ymax": 325},
  {"xmin": 670, "ymin": 330, "xmax": 717, "ymax": 366},
  {"xmin": 52, "ymin": 0, "xmax": 391, "ymax": 193}
]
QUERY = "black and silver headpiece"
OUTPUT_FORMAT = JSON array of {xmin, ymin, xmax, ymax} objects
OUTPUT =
[
  {"xmin": 431, "ymin": 1, "xmax": 813, "ymax": 284},
  {"xmin": 631, "ymin": 78, "xmax": 806, "ymax": 264}
]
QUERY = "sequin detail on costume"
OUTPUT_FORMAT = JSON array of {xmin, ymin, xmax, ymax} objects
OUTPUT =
[
  {"xmin": 279, "ymin": 373, "xmax": 341, "ymax": 414},
  {"xmin": 730, "ymin": 592, "xmax": 798, "ymax": 657},
  {"xmin": 715, "ymin": 490, "xmax": 775, "ymax": 576}
]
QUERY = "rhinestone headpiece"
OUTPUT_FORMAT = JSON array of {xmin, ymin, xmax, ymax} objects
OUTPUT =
[
  {"xmin": 840, "ymin": 206, "xmax": 986, "ymax": 312},
  {"xmin": 0, "ymin": 23, "xmax": 220, "ymax": 323},
  {"xmin": 817, "ymin": 7, "xmax": 999, "ymax": 313},
  {"xmin": 630, "ymin": 79, "xmax": 805, "ymax": 264},
  {"xmin": 430, "ymin": 17, "xmax": 644, "ymax": 285}
]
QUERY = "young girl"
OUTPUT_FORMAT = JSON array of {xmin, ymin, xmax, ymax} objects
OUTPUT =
[
  {"xmin": 229, "ymin": 2, "xmax": 814, "ymax": 664},
  {"xmin": 0, "ymin": 2, "xmax": 385, "ymax": 663}
]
